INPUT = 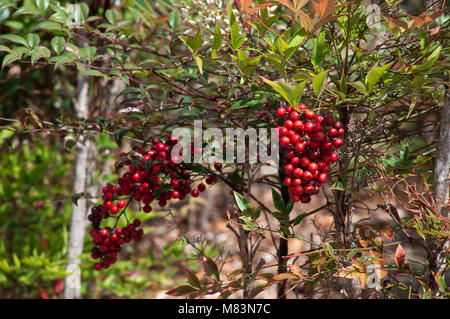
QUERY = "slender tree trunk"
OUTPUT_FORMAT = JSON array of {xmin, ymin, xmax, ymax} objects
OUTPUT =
[
  {"xmin": 434, "ymin": 87, "xmax": 449, "ymax": 217},
  {"xmin": 433, "ymin": 86, "xmax": 450, "ymax": 285},
  {"xmin": 64, "ymin": 61, "xmax": 90, "ymax": 299}
]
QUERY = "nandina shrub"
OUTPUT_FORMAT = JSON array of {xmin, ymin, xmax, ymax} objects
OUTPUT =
[{"xmin": 0, "ymin": 0, "xmax": 448, "ymax": 299}]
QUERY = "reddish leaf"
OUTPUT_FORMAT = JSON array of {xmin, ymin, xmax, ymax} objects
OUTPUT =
[
  {"xmin": 395, "ymin": 244, "xmax": 406, "ymax": 268},
  {"xmin": 185, "ymin": 268, "xmax": 201, "ymax": 288},
  {"xmin": 272, "ymin": 273, "xmax": 298, "ymax": 281},
  {"xmin": 166, "ymin": 285, "xmax": 197, "ymax": 296},
  {"xmin": 34, "ymin": 200, "xmax": 45, "ymax": 212},
  {"xmin": 52, "ymin": 278, "xmax": 64, "ymax": 295},
  {"xmin": 202, "ymin": 256, "xmax": 220, "ymax": 281}
]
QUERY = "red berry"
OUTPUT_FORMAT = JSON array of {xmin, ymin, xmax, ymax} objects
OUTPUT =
[
  {"xmin": 312, "ymin": 131, "xmax": 326, "ymax": 142},
  {"xmin": 293, "ymin": 185, "xmax": 304, "ymax": 195},
  {"xmin": 156, "ymin": 142, "xmax": 166, "ymax": 151},
  {"xmin": 308, "ymin": 162, "xmax": 318, "ymax": 173},
  {"xmin": 214, "ymin": 162, "xmax": 222, "ymax": 170},
  {"xmin": 143, "ymin": 205, "xmax": 152, "ymax": 213},
  {"xmin": 305, "ymin": 121, "xmax": 314, "ymax": 133},
  {"xmin": 293, "ymin": 120, "xmax": 304, "ymax": 131},
  {"xmin": 298, "ymin": 103, "xmax": 307, "ymax": 111},
  {"xmin": 319, "ymin": 173, "xmax": 327, "ymax": 183},
  {"xmin": 295, "ymin": 142, "xmax": 306, "ymax": 153},
  {"xmin": 330, "ymin": 152, "xmax": 339, "ymax": 162},
  {"xmin": 293, "ymin": 168, "xmax": 303, "ymax": 178},
  {"xmin": 334, "ymin": 138, "xmax": 343, "ymax": 147},
  {"xmin": 117, "ymin": 199, "xmax": 126, "ymax": 208},
  {"xmin": 110, "ymin": 205, "xmax": 119, "ymax": 214},
  {"xmin": 280, "ymin": 136, "xmax": 291, "ymax": 147},
  {"xmin": 284, "ymin": 120, "xmax": 294, "ymax": 130},
  {"xmin": 284, "ymin": 177, "xmax": 292, "ymax": 187},
  {"xmin": 198, "ymin": 183, "xmax": 206, "ymax": 192},
  {"xmin": 299, "ymin": 157, "xmax": 310, "ymax": 168},
  {"xmin": 285, "ymin": 164, "xmax": 294, "ymax": 175},
  {"xmin": 300, "ymin": 194, "xmax": 311, "ymax": 203},
  {"xmin": 323, "ymin": 115, "xmax": 334, "ymax": 126},
  {"xmin": 305, "ymin": 110, "xmax": 315, "ymax": 120},
  {"xmin": 328, "ymin": 128, "xmax": 338, "ymax": 137},
  {"xmin": 191, "ymin": 189, "xmax": 199, "ymax": 197},
  {"xmin": 303, "ymin": 171, "xmax": 313, "ymax": 182},
  {"xmin": 276, "ymin": 107, "xmax": 286, "ymax": 117},
  {"xmin": 314, "ymin": 115, "xmax": 324, "ymax": 124},
  {"xmin": 278, "ymin": 126, "xmax": 288, "ymax": 136},
  {"xmin": 304, "ymin": 184, "xmax": 315, "ymax": 195},
  {"xmin": 289, "ymin": 111, "xmax": 300, "ymax": 121},
  {"xmin": 132, "ymin": 172, "xmax": 141, "ymax": 181}
]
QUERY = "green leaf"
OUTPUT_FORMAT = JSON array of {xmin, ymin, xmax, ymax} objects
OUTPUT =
[
  {"xmin": 228, "ymin": 2, "xmax": 245, "ymax": 50},
  {"xmin": 230, "ymin": 99, "xmax": 264, "ymax": 110},
  {"xmin": 114, "ymin": 129, "xmax": 129, "ymax": 147},
  {"xmin": 79, "ymin": 69, "xmax": 107, "ymax": 79},
  {"xmin": 212, "ymin": 20, "xmax": 222, "ymax": 51},
  {"xmin": 27, "ymin": 33, "xmax": 39, "ymax": 48},
  {"xmin": 49, "ymin": 55, "xmax": 74, "ymax": 69},
  {"xmin": 192, "ymin": 54, "xmax": 203, "ymax": 75},
  {"xmin": 406, "ymin": 95, "xmax": 417, "ymax": 120},
  {"xmin": 272, "ymin": 189, "xmax": 285, "ymax": 214},
  {"xmin": 234, "ymin": 191, "xmax": 251, "ymax": 213},
  {"xmin": 71, "ymin": 192, "xmax": 84, "ymax": 206},
  {"xmin": 1, "ymin": 53, "xmax": 20, "ymax": 68},
  {"xmin": 292, "ymin": 213, "xmax": 307, "ymax": 226},
  {"xmin": 260, "ymin": 77, "xmax": 295, "ymax": 106},
  {"xmin": 253, "ymin": 207, "xmax": 261, "ymax": 220},
  {"xmin": 365, "ymin": 62, "xmax": 393, "ymax": 93},
  {"xmin": 105, "ymin": 9, "xmax": 119, "ymax": 25},
  {"xmin": 35, "ymin": 0, "xmax": 49, "ymax": 12},
  {"xmin": 0, "ymin": 34, "xmax": 29, "ymax": 47},
  {"xmin": 37, "ymin": 21, "xmax": 62, "ymax": 31},
  {"xmin": 413, "ymin": 46, "xmax": 441, "ymax": 72},
  {"xmin": 285, "ymin": 202, "xmax": 294, "ymax": 215},
  {"xmin": 331, "ymin": 180, "xmax": 345, "ymax": 191},
  {"xmin": 179, "ymin": 28, "xmax": 202, "ymax": 53},
  {"xmin": 313, "ymin": 70, "xmax": 328, "ymax": 98},
  {"xmin": 348, "ymin": 81, "xmax": 367, "ymax": 94},
  {"xmin": 50, "ymin": 36, "xmax": 65, "ymax": 54},
  {"xmin": 293, "ymin": 80, "xmax": 307, "ymax": 105},
  {"xmin": 240, "ymin": 215, "xmax": 256, "ymax": 230},
  {"xmin": 168, "ymin": 10, "xmax": 180, "ymax": 30},
  {"xmin": 0, "ymin": 45, "xmax": 11, "ymax": 52},
  {"xmin": 312, "ymin": 28, "xmax": 325, "ymax": 67}
]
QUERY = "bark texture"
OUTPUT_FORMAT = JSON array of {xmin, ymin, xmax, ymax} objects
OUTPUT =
[{"xmin": 64, "ymin": 69, "xmax": 90, "ymax": 299}]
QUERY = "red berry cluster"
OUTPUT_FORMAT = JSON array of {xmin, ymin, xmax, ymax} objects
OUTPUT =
[
  {"xmin": 88, "ymin": 136, "xmax": 219, "ymax": 270},
  {"xmin": 89, "ymin": 212, "xmax": 142, "ymax": 270},
  {"xmin": 276, "ymin": 103, "xmax": 344, "ymax": 203}
]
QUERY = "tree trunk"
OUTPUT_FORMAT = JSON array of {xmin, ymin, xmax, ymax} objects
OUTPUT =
[
  {"xmin": 434, "ymin": 86, "xmax": 450, "ymax": 285},
  {"xmin": 434, "ymin": 86, "xmax": 449, "ymax": 217},
  {"xmin": 64, "ymin": 63, "xmax": 90, "ymax": 299}
]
